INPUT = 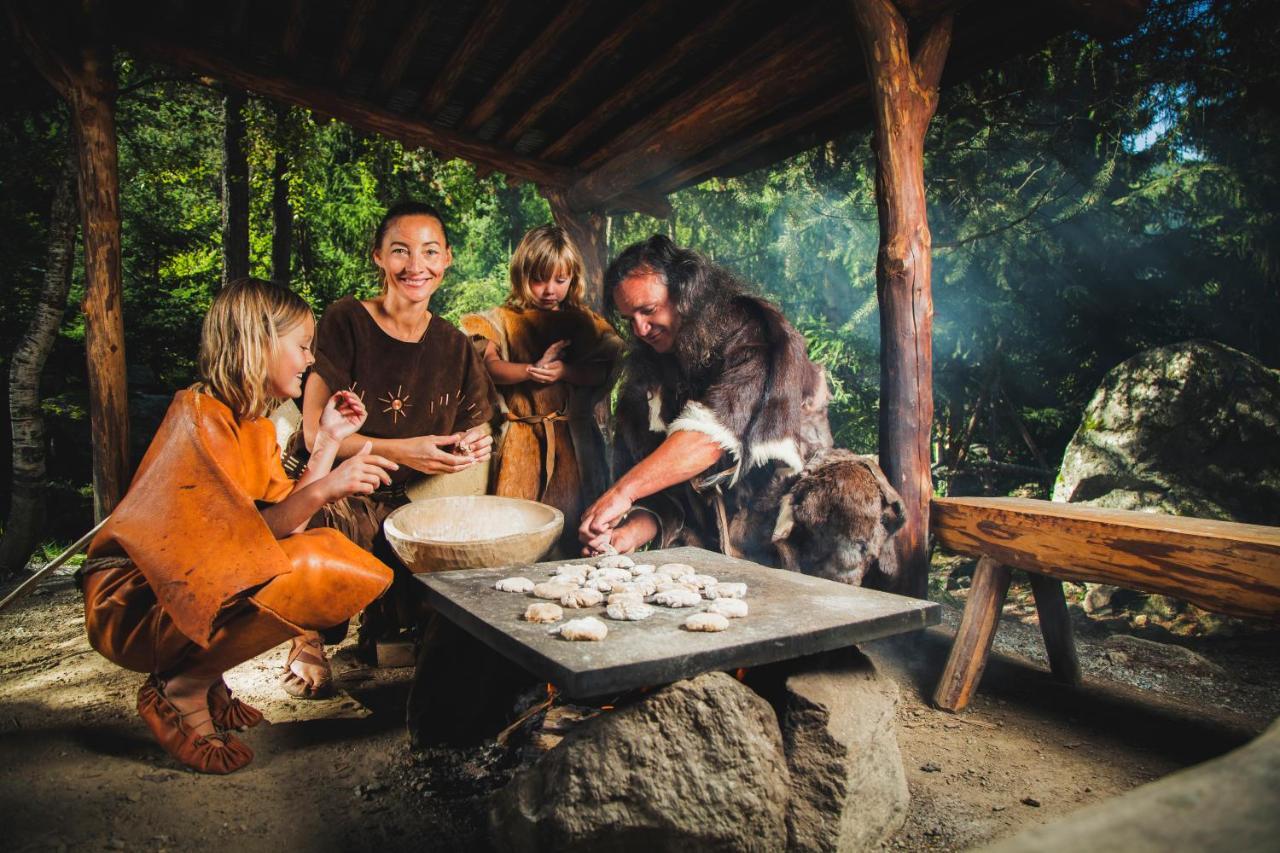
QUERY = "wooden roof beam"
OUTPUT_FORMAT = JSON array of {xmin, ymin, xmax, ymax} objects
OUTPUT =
[
  {"xmin": 377, "ymin": 2, "xmax": 434, "ymax": 93},
  {"xmin": 128, "ymin": 36, "xmax": 574, "ymax": 188},
  {"xmin": 649, "ymin": 82, "xmax": 870, "ymax": 196},
  {"xmin": 539, "ymin": 0, "xmax": 744, "ymax": 164},
  {"xmin": 461, "ymin": 0, "xmax": 591, "ymax": 133},
  {"xmin": 418, "ymin": 0, "xmax": 510, "ymax": 117},
  {"xmin": 333, "ymin": 0, "xmax": 376, "ymax": 80},
  {"xmin": 500, "ymin": 0, "xmax": 664, "ymax": 148},
  {"xmin": 566, "ymin": 14, "xmax": 838, "ymax": 212}
]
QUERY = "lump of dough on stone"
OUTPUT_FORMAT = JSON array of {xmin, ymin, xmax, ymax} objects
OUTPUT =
[
  {"xmin": 708, "ymin": 598, "xmax": 748, "ymax": 618},
  {"xmin": 607, "ymin": 591, "xmax": 644, "ymax": 606},
  {"xmin": 533, "ymin": 581, "xmax": 579, "ymax": 600},
  {"xmin": 560, "ymin": 587, "xmax": 604, "ymax": 609},
  {"xmin": 554, "ymin": 564, "xmax": 592, "ymax": 581},
  {"xmin": 683, "ymin": 574, "xmax": 718, "ymax": 590},
  {"xmin": 657, "ymin": 563, "xmax": 696, "ymax": 576},
  {"xmin": 494, "ymin": 576, "xmax": 535, "ymax": 593},
  {"xmin": 655, "ymin": 580, "xmax": 700, "ymax": 595},
  {"xmin": 558, "ymin": 616, "xmax": 608, "ymax": 641},
  {"xmin": 707, "ymin": 582, "xmax": 748, "ymax": 600},
  {"xmin": 653, "ymin": 588, "xmax": 702, "ymax": 608},
  {"xmin": 606, "ymin": 599, "xmax": 655, "ymax": 621},
  {"xmin": 588, "ymin": 567, "xmax": 632, "ymax": 583},
  {"xmin": 630, "ymin": 577, "xmax": 657, "ymax": 597},
  {"xmin": 595, "ymin": 554, "xmax": 635, "ymax": 570},
  {"xmin": 587, "ymin": 577, "xmax": 617, "ymax": 593},
  {"xmin": 630, "ymin": 563, "xmax": 656, "ymax": 576},
  {"xmin": 684, "ymin": 612, "xmax": 730, "ymax": 632},
  {"xmin": 524, "ymin": 602, "xmax": 563, "ymax": 623}
]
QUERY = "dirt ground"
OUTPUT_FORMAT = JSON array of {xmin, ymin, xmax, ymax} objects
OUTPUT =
[{"xmin": 1, "ymin": 564, "xmax": 1276, "ymax": 853}]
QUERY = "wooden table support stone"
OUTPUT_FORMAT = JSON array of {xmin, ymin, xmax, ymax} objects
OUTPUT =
[{"xmin": 931, "ymin": 496, "xmax": 1280, "ymax": 713}]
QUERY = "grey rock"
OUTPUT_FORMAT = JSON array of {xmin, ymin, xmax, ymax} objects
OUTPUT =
[
  {"xmin": 1054, "ymin": 340, "xmax": 1280, "ymax": 524},
  {"xmin": 489, "ymin": 672, "xmax": 789, "ymax": 852},
  {"xmin": 781, "ymin": 650, "xmax": 908, "ymax": 852},
  {"xmin": 1102, "ymin": 635, "xmax": 1226, "ymax": 677}
]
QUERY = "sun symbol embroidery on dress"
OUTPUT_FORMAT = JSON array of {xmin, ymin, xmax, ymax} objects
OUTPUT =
[
  {"xmin": 378, "ymin": 385, "xmax": 412, "ymax": 424},
  {"xmin": 430, "ymin": 388, "xmax": 464, "ymax": 415},
  {"xmin": 347, "ymin": 381, "xmax": 366, "ymax": 401}
]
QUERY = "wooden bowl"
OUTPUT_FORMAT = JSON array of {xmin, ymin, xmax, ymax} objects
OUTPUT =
[{"xmin": 383, "ymin": 495, "xmax": 564, "ymax": 573}]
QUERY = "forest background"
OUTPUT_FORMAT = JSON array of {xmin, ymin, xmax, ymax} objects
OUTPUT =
[{"xmin": 0, "ymin": 0, "xmax": 1275, "ymax": 571}]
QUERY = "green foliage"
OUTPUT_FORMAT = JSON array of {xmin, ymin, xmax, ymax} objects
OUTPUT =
[{"xmin": 1, "ymin": 0, "xmax": 1277, "ymax": 520}]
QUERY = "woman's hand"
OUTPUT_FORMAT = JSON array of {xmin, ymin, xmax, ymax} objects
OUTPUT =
[
  {"xmin": 526, "ymin": 360, "xmax": 565, "ymax": 384},
  {"xmin": 321, "ymin": 441, "xmax": 396, "ymax": 501},
  {"xmin": 316, "ymin": 390, "xmax": 366, "ymax": 444},
  {"xmin": 455, "ymin": 426, "xmax": 494, "ymax": 462},
  {"xmin": 400, "ymin": 434, "xmax": 484, "ymax": 475}
]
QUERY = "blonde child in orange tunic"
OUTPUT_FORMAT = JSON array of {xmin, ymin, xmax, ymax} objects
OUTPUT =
[
  {"xmin": 81, "ymin": 279, "xmax": 396, "ymax": 774},
  {"xmin": 461, "ymin": 225, "xmax": 623, "ymax": 552}
]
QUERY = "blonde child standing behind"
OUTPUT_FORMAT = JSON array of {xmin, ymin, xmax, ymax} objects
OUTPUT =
[
  {"xmin": 80, "ymin": 278, "xmax": 395, "ymax": 774},
  {"xmin": 461, "ymin": 225, "xmax": 623, "ymax": 552}
]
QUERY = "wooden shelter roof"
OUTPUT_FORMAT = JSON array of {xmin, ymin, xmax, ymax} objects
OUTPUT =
[{"xmin": 108, "ymin": 0, "xmax": 1142, "ymax": 218}]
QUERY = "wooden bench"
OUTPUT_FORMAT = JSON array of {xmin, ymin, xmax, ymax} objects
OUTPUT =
[{"xmin": 929, "ymin": 497, "xmax": 1280, "ymax": 712}]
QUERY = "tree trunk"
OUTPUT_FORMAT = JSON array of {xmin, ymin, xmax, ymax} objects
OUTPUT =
[
  {"xmin": 540, "ymin": 187, "xmax": 609, "ymax": 313},
  {"xmin": 270, "ymin": 107, "xmax": 292, "ymax": 286},
  {"xmin": 0, "ymin": 144, "xmax": 78, "ymax": 575},
  {"xmin": 222, "ymin": 87, "xmax": 250, "ymax": 285},
  {"xmin": 848, "ymin": 0, "xmax": 952, "ymax": 599}
]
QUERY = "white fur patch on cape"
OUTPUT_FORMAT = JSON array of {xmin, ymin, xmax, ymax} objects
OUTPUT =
[
  {"xmin": 647, "ymin": 390, "xmax": 666, "ymax": 433},
  {"xmin": 667, "ymin": 401, "xmax": 742, "ymax": 460},
  {"xmin": 748, "ymin": 437, "xmax": 805, "ymax": 473}
]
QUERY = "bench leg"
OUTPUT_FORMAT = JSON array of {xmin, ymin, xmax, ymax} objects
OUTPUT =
[
  {"xmin": 933, "ymin": 556, "xmax": 1013, "ymax": 712},
  {"xmin": 1028, "ymin": 572, "xmax": 1083, "ymax": 686}
]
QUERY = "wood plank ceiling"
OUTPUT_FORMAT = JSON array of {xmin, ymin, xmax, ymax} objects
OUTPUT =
[{"xmin": 111, "ymin": 0, "xmax": 1139, "ymax": 216}]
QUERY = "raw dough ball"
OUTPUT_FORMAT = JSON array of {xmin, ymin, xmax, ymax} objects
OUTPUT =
[
  {"xmin": 587, "ymin": 577, "xmax": 617, "ymax": 593},
  {"xmin": 533, "ymin": 581, "xmax": 579, "ymax": 600},
  {"xmin": 607, "ymin": 592, "xmax": 644, "ymax": 606},
  {"xmin": 554, "ymin": 564, "xmax": 592, "ymax": 581},
  {"xmin": 524, "ymin": 602, "xmax": 563, "ymax": 623},
  {"xmin": 657, "ymin": 563, "xmax": 696, "ymax": 576},
  {"xmin": 630, "ymin": 563, "xmax": 656, "ymax": 576},
  {"xmin": 708, "ymin": 598, "xmax": 748, "ymax": 618},
  {"xmin": 684, "ymin": 612, "xmax": 730, "ymax": 632},
  {"xmin": 589, "ymin": 567, "xmax": 632, "ymax": 583},
  {"xmin": 707, "ymin": 582, "xmax": 748, "ymax": 600},
  {"xmin": 684, "ymin": 574, "xmax": 719, "ymax": 590},
  {"xmin": 630, "ymin": 577, "xmax": 658, "ymax": 597},
  {"xmin": 561, "ymin": 587, "xmax": 604, "ymax": 609},
  {"xmin": 559, "ymin": 616, "xmax": 608, "ymax": 641},
  {"xmin": 606, "ymin": 600, "xmax": 655, "ymax": 621},
  {"xmin": 654, "ymin": 588, "xmax": 702, "ymax": 608},
  {"xmin": 494, "ymin": 577, "xmax": 534, "ymax": 593},
  {"xmin": 595, "ymin": 554, "xmax": 635, "ymax": 570},
  {"xmin": 655, "ymin": 580, "xmax": 700, "ymax": 595}
]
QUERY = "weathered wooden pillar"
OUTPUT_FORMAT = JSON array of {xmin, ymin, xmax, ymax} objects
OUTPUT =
[
  {"xmin": 848, "ymin": 0, "xmax": 952, "ymax": 599},
  {"xmin": 222, "ymin": 87, "xmax": 250, "ymax": 285},
  {"xmin": 12, "ymin": 1, "xmax": 130, "ymax": 519},
  {"xmin": 540, "ymin": 187, "xmax": 609, "ymax": 313}
]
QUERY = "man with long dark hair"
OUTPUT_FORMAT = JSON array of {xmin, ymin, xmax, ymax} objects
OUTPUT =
[{"xmin": 579, "ymin": 235, "xmax": 834, "ymax": 564}]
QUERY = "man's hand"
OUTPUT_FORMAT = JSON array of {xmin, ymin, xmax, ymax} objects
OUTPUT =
[
  {"xmin": 582, "ymin": 513, "xmax": 657, "ymax": 556},
  {"xmin": 578, "ymin": 487, "xmax": 633, "ymax": 545}
]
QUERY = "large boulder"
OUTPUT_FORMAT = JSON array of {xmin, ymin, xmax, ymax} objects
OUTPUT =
[
  {"xmin": 1052, "ymin": 340, "xmax": 1280, "ymax": 616},
  {"xmin": 1053, "ymin": 340, "xmax": 1280, "ymax": 523},
  {"xmin": 489, "ymin": 672, "xmax": 790, "ymax": 852},
  {"xmin": 781, "ymin": 649, "xmax": 908, "ymax": 852}
]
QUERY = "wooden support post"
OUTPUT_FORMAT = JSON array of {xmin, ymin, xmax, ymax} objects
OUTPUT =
[
  {"xmin": 222, "ymin": 87, "xmax": 250, "ymax": 285},
  {"xmin": 1027, "ymin": 572, "xmax": 1082, "ymax": 686},
  {"xmin": 933, "ymin": 556, "xmax": 1012, "ymax": 712},
  {"xmin": 541, "ymin": 187, "xmax": 609, "ymax": 314},
  {"xmin": 12, "ymin": 1, "xmax": 131, "ymax": 519},
  {"xmin": 848, "ymin": 0, "xmax": 953, "ymax": 599}
]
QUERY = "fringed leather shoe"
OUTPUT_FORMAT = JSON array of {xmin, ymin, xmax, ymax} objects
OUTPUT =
[
  {"xmin": 208, "ymin": 679, "xmax": 265, "ymax": 731},
  {"xmin": 136, "ymin": 676, "xmax": 254, "ymax": 775}
]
